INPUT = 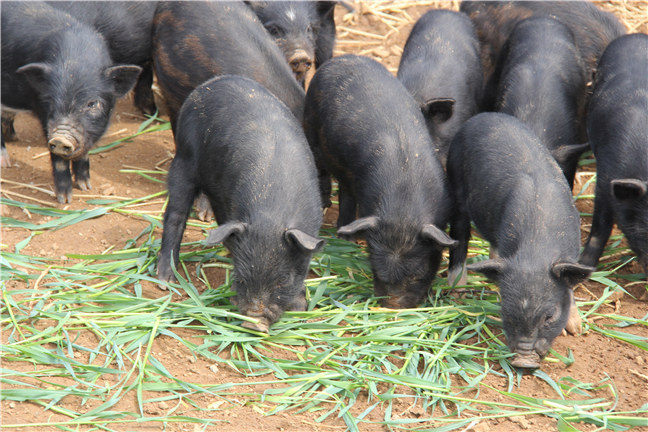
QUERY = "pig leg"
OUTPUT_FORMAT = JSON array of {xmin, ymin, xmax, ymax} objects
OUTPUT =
[
  {"xmin": 72, "ymin": 156, "xmax": 91, "ymax": 191},
  {"xmin": 1, "ymin": 136, "xmax": 10, "ymax": 168},
  {"xmin": 580, "ymin": 191, "xmax": 614, "ymax": 268},
  {"xmin": 50, "ymin": 153, "xmax": 73, "ymax": 203},
  {"xmin": 448, "ymin": 208, "xmax": 470, "ymax": 287},
  {"xmin": 133, "ymin": 62, "xmax": 156, "ymax": 116},
  {"xmin": 1, "ymin": 112, "xmax": 17, "ymax": 142},
  {"xmin": 158, "ymin": 157, "xmax": 197, "ymax": 283},
  {"xmin": 337, "ymin": 185, "xmax": 356, "ymax": 228}
]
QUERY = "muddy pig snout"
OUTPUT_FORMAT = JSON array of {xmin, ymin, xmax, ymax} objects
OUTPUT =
[
  {"xmin": 510, "ymin": 339, "xmax": 542, "ymax": 369},
  {"xmin": 48, "ymin": 126, "xmax": 80, "ymax": 158},
  {"xmin": 288, "ymin": 50, "xmax": 313, "ymax": 75}
]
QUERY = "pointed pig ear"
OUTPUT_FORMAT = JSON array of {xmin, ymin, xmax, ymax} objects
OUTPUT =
[
  {"xmin": 467, "ymin": 259, "xmax": 506, "ymax": 282},
  {"xmin": 421, "ymin": 98, "xmax": 455, "ymax": 122},
  {"xmin": 284, "ymin": 229, "xmax": 325, "ymax": 253},
  {"xmin": 16, "ymin": 62, "xmax": 53, "ymax": 94},
  {"xmin": 337, "ymin": 216, "xmax": 380, "ymax": 240},
  {"xmin": 551, "ymin": 262, "xmax": 594, "ymax": 286},
  {"xmin": 551, "ymin": 143, "xmax": 590, "ymax": 166},
  {"xmin": 611, "ymin": 179, "xmax": 647, "ymax": 201},
  {"xmin": 105, "ymin": 65, "xmax": 142, "ymax": 98},
  {"xmin": 420, "ymin": 224, "xmax": 457, "ymax": 248},
  {"xmin": 205, "ymin": 222, "xmax": 248, "ymax": 245}
]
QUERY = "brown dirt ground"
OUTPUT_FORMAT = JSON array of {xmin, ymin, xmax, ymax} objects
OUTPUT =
[{"xmin": 1, "ymin": 2, "xmax": 647, "ymax": 431}]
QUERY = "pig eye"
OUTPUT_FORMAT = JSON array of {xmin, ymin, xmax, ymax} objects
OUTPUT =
[
  {"xmin": 265, "ymin": 24, "xmax": 283, "ymax": 37},
  {"xmin": 542, "ymin": 309, "xmax": 559, "ymax": 327},
  {"xmin": 86, "ymin": 100, "xmax": 102, "ymax": 111}
]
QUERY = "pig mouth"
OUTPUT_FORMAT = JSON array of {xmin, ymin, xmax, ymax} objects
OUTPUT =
[
  {"xmin": 241, "ymin": 316, "xmax": 271, "ymax": 333},
  {"xmin": 510, "ymin": 350, "xmax": 542, "ymax": 369}
]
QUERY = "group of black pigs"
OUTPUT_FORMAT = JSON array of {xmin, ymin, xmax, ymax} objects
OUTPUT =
[{"xmin": 1, "ymin": 1, "xmax": 646, "ymax": 370}]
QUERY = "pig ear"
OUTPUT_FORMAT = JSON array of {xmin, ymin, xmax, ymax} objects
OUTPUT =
[
  {"xmin": 205, "ymin": 222, "xmax": 248, "ymax": 246},
  {"xmin": 551, "ymin": 262, "xmax": 594, "ymax": 286},
  {"xmin": 467, "ymin": 259, "xmax": 505, "ymax": 282},
  {"xmin": 422, "ymin": 98, "xmax": 455, "ymax": 123},
  {"xmin": 244, "ymin": 1, "xmax": 267, "ymax": 12},
  {"xmin": 317, "ymin": 1, "xmax": 338, "ymax": 16},
  {"xmin": 284, "ymin": 229, "xmax": 325, "ymax": 253},
  {"xmin": 420, "ymin": 224, "xmax": 457, "ymax": 248},
  {"xmin": 551, "ymin": 143, "xmax": 591, "ymax": 166},
  {"xmin": 16, "ymin": 62, "xmax": 53, "ymax": 93},
  {"xmin": 337, "ymin": 216, "xmax": 380, "ymax": 239},
  {"xmin": 611, "ymin": 179, "xmax": 647, "ymax": 201},
  {"xmin": 105, "ymin": 65, "xmax": 142, "ymax": 98}
]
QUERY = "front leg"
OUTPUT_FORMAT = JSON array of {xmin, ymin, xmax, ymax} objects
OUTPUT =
[
  {"xmin": 50, "ymin": 153, "xmax": 73, "ymax": 203},
  {"xmin": 1, "ymin": 111, "xmax": 17, "ymax": 142},
  {"xmin": 158, "ymin": 157, "xmax": 197, "ymax": 283},
  {"xmin": 133, "ymin": 62, "xmax": 156, "ymax": 116},
  {"xmin": 72, "ymin": 156, "xmax": 91, "ymax": 191},
  {"xmin": 448, "ymin": 208, "xmax": 470, "ymax": 287},
  {"xmin": 1, "ymin": 135, "xmax": 11, "ymax": 168},
  {"xmin": 337, "ymin": 184, "xmax": 356, "ymax": 228},
  {"xmin": 580, "ymin": 189, "xmax": 614, "ymax": 268}
]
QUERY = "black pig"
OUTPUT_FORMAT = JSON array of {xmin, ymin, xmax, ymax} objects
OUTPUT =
[
  {"xmin": 580, "ymin": 34, "xmax": 648, "ymax": 278},
  {"xmin": 152, "ymin": 1, "xmax": 304, "ymax": 131},
  {"xmin": 245, "ymin": 1, "xmax": 348, "ymax": 86},
  {"xmin": 447, "ymin": 112, "xmax": 594, "ymax": 369},
  {"xmin": 460, "ymin": 1, "xmax": 626, "ymax": 111},
  {"xmin": 304, "ymin": 54, "xmax": 456, "ymax": 309},
  {"xmin": 1, "ymin": 2, "xmax": 141, "ymax": 202},
  {"xmin": 494, "ymin": 17, "xmax": 589, "ymax": 187},
  {"xmin": 158, "ymin": 75, "xmax": 324, "ymax": 333},
  {"xmin": 397, "ymin": 9, "xmax": 482, "ymax": 166},
  {"xmin": 47, "ymin": 1, "xmax": 158, "ymax": 115}
]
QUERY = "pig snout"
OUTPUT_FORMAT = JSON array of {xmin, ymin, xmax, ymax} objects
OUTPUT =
[
  {"xmin": 238, "ymin": 295, "xmax": 306, "ymax": 333},
  {"xmin": 48, "ymin": 125, "xmax": 82, "ymax": 158},
  {"xmin": 509, "ymin": 339, "xmax": 544, "ymax": 369},
  {"xmin": 288, "ymin": 50, "xmax": 313, "ymax": 76}
]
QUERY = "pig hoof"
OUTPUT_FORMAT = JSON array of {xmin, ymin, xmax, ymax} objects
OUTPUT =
[
  {"xmin": 56, "ymin": 190, "xmax": 73, "ymax": 204},
  {"xmin": 564, "ymin": 303, "xmax": 583, "ymax": 336},
  {"xmin": 156, "ymin": 270, "xmax": 177, "ymax": 289},
  {"xmin": 76, "ymin": 178, "xmax": 92, "ymax": 191},
  {"xmin": 510, "ymin": 352, "xmax": 541, "ymax": 369},
  {"xmin": 448, "ymin": 266, "xmax": 467, "ymax": 287},
  {"xmin": 0, "ymin": 149, "xmax": 11, "ymax": 168},
  {"xmin": 241, "ymin": 318, "xmax": 270, "ymax": 333}
]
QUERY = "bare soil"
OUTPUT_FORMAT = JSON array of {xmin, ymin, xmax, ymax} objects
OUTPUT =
[{"xmin": 1, "ymin": 2, "xmax": 647, "ymax": 431}]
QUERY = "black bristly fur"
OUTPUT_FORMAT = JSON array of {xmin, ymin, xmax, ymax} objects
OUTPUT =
[
  {"xmin": 397, "ymin": 9, "xmax": 482, "ymax": 166},
  {"xmin": 47, "ymin": 1, "xmax": 158, "ymax": 115},
  {"xmin": 580, "ymin": 34, "xmax": 648, "ymax": 276},
  {"xmin": 158, "ymin": 76, "xmax": 323, "ymax": 330},
  {"xmin": 152, "ymin": 1, "xmax": 304, "ymax": 132},
  {"xmin": 1, "ymin": 2, "xmax": 141, "ymax": 203},
  {"xmin": 494, "ymin": 17, "xmax": 588, "ymax": 188},
  {"xmin": 460, "ymin": 1, "xmax": 626, "ymax": 112},
  {"xmin": 245, "ymin": 1, "xmax": 339, "ymax": 86},
  {"xmin": 304, "ymin": 55, "xmax": 454, "ymax": 309},
  {"xmin": 447, "ymin": 113, "xmax": 593, "ymax": 366}
]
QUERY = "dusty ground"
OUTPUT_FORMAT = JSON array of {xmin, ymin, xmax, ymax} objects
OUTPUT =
[{"xmin": 1, "ymin": 1, "xmax": 647, "ymax": 431}]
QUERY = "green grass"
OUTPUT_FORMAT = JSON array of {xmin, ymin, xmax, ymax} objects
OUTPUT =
[{"xmin": 1, "ymin": 121, "xmax": 647, "ymax": 431}]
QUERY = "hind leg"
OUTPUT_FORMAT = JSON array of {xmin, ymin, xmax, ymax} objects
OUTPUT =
[{"xmin": 158, "ymin": 156, "xmax": 198, "ymax": 283}]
